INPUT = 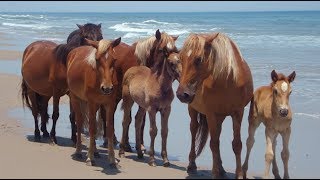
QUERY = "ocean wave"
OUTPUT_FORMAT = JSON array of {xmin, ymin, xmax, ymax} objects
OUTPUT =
[
  {"xmin": 2, "ymin": 22, "xmax": 52, "ymax": 30},
  {"xmin": 33, "ymin": 37, "xmax": 65, "ymax": 42},
  {"xmin": 109, "ymin": 19, "xmax": 189, "ymax": 37},
  {"xmin": 295, "ymin": 113, "xmax": 320, "ymax": 119},
  {"xmin": 0, "ymin": 14, "xmax": 47, "ymax": 20}
]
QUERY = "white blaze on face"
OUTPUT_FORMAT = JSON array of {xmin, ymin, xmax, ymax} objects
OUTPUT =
[
  {"xmin": 187, "ymin": 50, "xmax": 192, "ymax": 57},
  {"xmin": 167, "ymin": 42, "xmax": 173, "ymax": 50},
  {"xmin": 174, "ymin": 55, "xmax": 179, "ymax": 61},
  {"xmin": 281, "ymin": 82, "xmax": 288, "ymax": 92}
]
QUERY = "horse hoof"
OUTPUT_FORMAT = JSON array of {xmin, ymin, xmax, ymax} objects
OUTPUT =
[
  {"xmin": 137, "ymin": 153, "xmax": 144, "ymax": 159},
  {"xmin": 119, "ymin": 153, "xmax": 125, "ymax": 158},
  {"xmin": 148, "ymin": 161, "xmax": 156, "ymax": 167},
  {"xmin": 163, "ymin": 161, "xmax": 170, "ymax": 167},
  {"xmin": 86, "ymin": 159, "xmax": 95, "ymax": 166},
  {"xmin": 283, "ymin": 175, "xmax": 290, "ymax": 179},
  {"xmin": 274, "ymin": 174, "xmax": 281, "ymax": 179},
  {"xmin": 94, "ymin": 152, "xmax": 101, "ymax": 158},
  {"xmin": 220, "ymin": 168, "xmax": 227, "ymax": 176},
  {"xmin": 43, "ymin": 132, "xmax": 50, "ymax": 138},
  {"xmin": 236, "ymin": 174, "xmax": 244, "ymax": 179},
  {"xmin": 187, "ymin": 165, "xmax": 198, "ymax": 175},
  {"xmin": 124, "ymin": 144, "xmax": 133, "ymax": 152}
]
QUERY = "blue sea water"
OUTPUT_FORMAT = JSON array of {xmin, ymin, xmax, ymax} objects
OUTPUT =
[{"xmin": 1, "ymin": 11, "xmax": 320, "ymax": 178}]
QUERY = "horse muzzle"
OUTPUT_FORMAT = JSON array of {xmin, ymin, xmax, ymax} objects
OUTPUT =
[
  {"xmin": 101, "ymin": 85, "xmax": 113, "ymax": 95},
  {"xmin": 176, "ymin": 85, "xmax": 195, "ymax": 104}
]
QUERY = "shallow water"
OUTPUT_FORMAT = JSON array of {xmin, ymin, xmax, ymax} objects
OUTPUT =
[{"xmin": 1, "ymin": 11, "xmax": 320, "ymax": 178}]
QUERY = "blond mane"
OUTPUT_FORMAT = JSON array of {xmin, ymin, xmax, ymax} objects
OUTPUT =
[
  {"xmin": 182, "ymin": 33, "xmax": 242, "ymax": 82},
  {"xmin": 85, "ymin": 39, "xmax": 112, "ymax": 68},
  {"xmin": 134, "ymin": 32, "xmax": 176, "ymax": 66}
]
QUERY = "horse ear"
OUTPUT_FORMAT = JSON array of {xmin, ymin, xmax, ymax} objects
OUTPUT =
[
  {"xmin": 85, "ymin": 38, "xmax": 99, "ymax": 49},
  {"xmin": 76, "ymin": 24, "xmax": 83, "ymax": 30},
  {"xmin": 97, "ymin": 23, "xmax": 102, "ymax": 29},
  {"xmin": 155, "ymin": 29, "xmax": 161, "ymax": 41},
  {"xmin": 288, "ymin": 71, "xmax": 296, "ymax": 83},
  {"xmin": 271, "ymin": 70, "xmax": 278, "ymax": 82},
  {"xmin": 112, "ymin": 37, "xmax": 121, "ymax": 48},
  {"xmin": 172, "ymin": 35, "xmax": 179, "ymax": 41},
  {"xmin": 205, "ymin": 33, "xmax": 219, "ymax": 45}
]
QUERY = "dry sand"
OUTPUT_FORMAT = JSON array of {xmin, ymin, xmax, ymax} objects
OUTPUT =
[{"xmin": 0, "ymin": 48, "xmax": 259, "ymax": 179}]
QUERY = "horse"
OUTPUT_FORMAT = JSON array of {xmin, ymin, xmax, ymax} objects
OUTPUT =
[
  {"xmin": 67, "ymin": 37, "xmax": 121, "ymax": 167},
  {"xmin": 21, "ymin": 23, "xmax": 103, "ymax": 144},
  {"xmin": 120, "ymin": 52, "xmax": 181, "ymax": 167},
  {"xmin": 242, "ymin": 70, "xmax": 296, "ymax": 179},
  {"xmin": 117, "ymin": 29, "xmax": 178, "ymax": 158},
  {"xmin": 176, "ymin": 32, "xmax": 253, "ymax": 178}
]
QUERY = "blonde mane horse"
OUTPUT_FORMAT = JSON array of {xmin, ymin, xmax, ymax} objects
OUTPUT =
[
  {"xmin": 177, "ymin": 32, "xmax": 253, "ymax": 178},
  {"xmin": 67, "ymin": 37, "xmax": 121, "ymax": 168}
]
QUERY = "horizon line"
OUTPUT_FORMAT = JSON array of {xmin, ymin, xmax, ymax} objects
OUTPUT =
[{"xmin": 1, "ymin": 10, "xmax": 319, "ymax": 13}]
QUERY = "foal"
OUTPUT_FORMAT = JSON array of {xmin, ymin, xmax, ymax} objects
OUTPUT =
[
  {"xmin": 242, "ymin": 70, "xmax": 296, "ymax": 179},
  {"xmin": 120, "ymin": 52, "xmax": 181, "ymax": 167}
]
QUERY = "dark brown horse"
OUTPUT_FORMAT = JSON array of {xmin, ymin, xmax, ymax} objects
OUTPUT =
[
  {"xmin": 21, "ymin": 23, "xmax": 103, "ymax": 144},
  {"xmin": 67, "ymin": 38, "xmax": 121, "ymax": 167},
  {"xmin": 176, "ymin": 32, "xmax": 253, "ymax": 178}
]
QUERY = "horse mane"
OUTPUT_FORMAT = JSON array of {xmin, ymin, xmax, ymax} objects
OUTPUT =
[
  {"xmin": 134, "ymin": 32, "xmax": 176, "ymax": 67},
  {"xmin": 85, "ymin": 40, "xmax": 112, "ymax": 69},
  {"xmin": 182, "ymin": 32, "xmax": 242, "ymax": 83},
  {"xmin": 134, "ymin": 36, "xmax": 156, "ymax": 66}
]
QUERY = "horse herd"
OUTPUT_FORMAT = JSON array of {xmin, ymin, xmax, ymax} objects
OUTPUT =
[{"xmin": 20, "ymin": 23, "xmax": 296, "ymax": 179}]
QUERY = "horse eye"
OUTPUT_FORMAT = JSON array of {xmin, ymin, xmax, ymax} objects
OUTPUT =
[
  {"xmin": 194, "ymin": 57, "xmax": 201, "ymax": 66},
  {"xmin": 273, "ymin": 89, "xmax": 278, "ymax": 95}
]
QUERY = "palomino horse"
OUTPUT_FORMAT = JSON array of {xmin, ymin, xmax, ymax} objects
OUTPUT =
[
  {"xmin": 67, "ymin": 37, "xmax": 121, "ymax": 167},
  {"xmin": 120, "ymin": 52, "xmax": 181, "ymax": 167},
  {"xmin": 118, "ymin": 29, "xmax": 178, "ymax": 158},
  {"xmin": 242, "ymin": 70, "xmax": 296, "ymax": 179},
  {"xmin": 176, "ymin": 32, "xmax": 253, "ymax": 178},
  {"xmin": 21, "ymin": 23, "xmax": 103, "ymax": 144}
]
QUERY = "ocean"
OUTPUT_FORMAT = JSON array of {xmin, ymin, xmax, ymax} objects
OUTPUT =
[{"xmin": 1, "ymin": 11, "xmax": 320, "ymax": 178}]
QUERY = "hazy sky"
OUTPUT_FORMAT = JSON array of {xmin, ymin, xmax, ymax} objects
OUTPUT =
[{"xmin": 0, "ymin": 1, "xmax": 319, "ymax": 13}]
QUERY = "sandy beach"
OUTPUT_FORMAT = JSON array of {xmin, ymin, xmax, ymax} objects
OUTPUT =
[{"xmin": 0, "ymin": 46, "xmax": 261, "ymax": 179}]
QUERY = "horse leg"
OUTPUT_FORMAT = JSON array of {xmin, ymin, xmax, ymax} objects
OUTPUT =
[
  {"xmin": 160, "ymin": 106, "xmax": 171, "ymax": 167},
  {"xmin": 70, "ymin": 94, "xmax": 83, "ymax": 159},
  {"xmin": 28, "ymin": 91, "xmax": 41, "ymax": 142},
  {"xmin": 103, "ymin": 105, "xmax": 119, "ymax": 147},
  {"xmin": 135, "ymin": 106, "xmax": 146, "ymax": 159},
  {"xmin": 148, "ymin": 109, "xmax": 158, "ymax": 167},
  {"xmin": 264, "ymin": 128, "xmax": 277, "ymax": 179},
  {"xmin": 119, "ymin": 99, "xmax": 134, "ymax": 157},
  {"xmin": 85, "ymin": 102, "xmax": 98, "ymax": 166},
  {"xmin": 40, "ymin": 95, "xmax": 50, "ymax": 139},
  {"xmin": 187, "ymin": 106, "xmax": 199, "ymax": 174},
  {"xmin": 105, "ymin": 104, "xmax": 118, "ymax": 168},
  {"xmin": 280, "ymin": 127, "xmax": 291, "ymax": 179},
  {"xmin": 206, "ymin": 114, "xmax": 221, "ymax": 178},
  {"xmin": 231, "ymin": 110, "xmax": 244, "ymax": 179},
  {"xmin": 272, "ymin": 133, "xmax": 281, "ymax": 179},
  {"xmin": 215, "ymin": 115, "xmax": 226, "ymax": 176},
  {"xmin": 242, "ymin": 118, "xmax": 261, "ymax": 179},
  {"xmin": 140, "ymin": 110, "xmax": 146, "ymax": 152},
  {"xmin": 50, "ymin": 92, "xmax": 61, "ymax": 144},
  {"xmin": 68, "ymin": 94, "xmax": 77, "ymax": 145}
]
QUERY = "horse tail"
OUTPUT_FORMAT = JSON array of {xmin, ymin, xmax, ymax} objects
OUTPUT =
[
  {"xmin": 195, "ymin": 113, "xmax": 209, "ymax": 157},
  {"xmin": 53, "ymin": 43, "xmax": 75, "ymax": 66},
  {"xmin": 20, "ymin": 79, "xmax": 45, "ymax": 123},
  {"xmin": 79, "ymin": 100, "xmax": 104, "ymax": 139},
  {"xmin": 21, "ymin": 79, "xmax": 32, "ymax": 110}
]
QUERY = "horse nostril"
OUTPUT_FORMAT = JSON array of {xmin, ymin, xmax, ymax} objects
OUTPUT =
[
  {"xmin": 183, "ymin": 93, "xmax": 190, "ymax": 99},
  {"xmin": 279, "ymin": 109, "xmax": 288, "ymax": 117}
]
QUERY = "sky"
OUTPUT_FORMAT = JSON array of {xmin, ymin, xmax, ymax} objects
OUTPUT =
[{"xmin": 0, "ymin": 1, "xmax": 319, "ymax": 13}]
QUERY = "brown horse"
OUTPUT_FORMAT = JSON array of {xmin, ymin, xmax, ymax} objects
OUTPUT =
[
  {"xmin": 108, "ymin": 29, "xmax": 178, "ymax": 153},
  {"xmin": 21, "ymin": 23, "xmax": 103, "ymax": 144},
  {"xmin": 176, "ymin": 32, "xmax": 253, "ymax": 178},
  {"xmin": 242, "ymin": 70, "xmax": 296, "ymax": 179},
  {"xmin": 67, "ymin": 37, "xmax": 121, "ymax": 167},
  {"xmin": 120, "ymin": 52, "xmax": 181, "ymax": 167}
]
